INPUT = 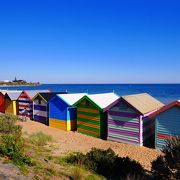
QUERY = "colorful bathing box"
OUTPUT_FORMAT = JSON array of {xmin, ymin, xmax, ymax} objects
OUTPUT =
[
  {"xmin": 32, "ymin": 92, "xmax": 67, "ymax": 125},
  {"xmin": 74, "ymin": 93, "xmax": 119, "ymax": 139},
  {"xmin": 49, "ymin": 93, "xmax": 86, "ymax": 131},
  {"xmin": 4, "ymin": 91, "xmax": 22, "ymax": 115},
  {"xmin": 107, "ymin": 93, "xmax": 164, "ymax": 146},
  {"xmin": 0, "ymin": 90, "xmax": 18, "ymax": 113},
  {"xmin": 18, "ymin": 90, "xmax": 49, "ymax": 119},
  {"xmin": 149, "ymin": 100, "xmax": 180, "ymax": 149}
]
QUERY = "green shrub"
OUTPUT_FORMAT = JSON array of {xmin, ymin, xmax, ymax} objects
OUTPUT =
[
  {"xmin": 28, "ymin": 132, "xmax": 53, "ymax": 146},
  {"xmin": 0, "ymin": 134, "xmax": 33, "ymax": 166},
  {"xmin": 0, "ymin": 114, "xmax": 21, "ymax": 136},
  {"xmin": 152, "ymin": 137, "xmax": 180, "ymax": 180},
  {"xmin": 66, "ymin": 148, "xmax": 145, "ymax": 179},
  {"xmin": 0, "ymin": 114, "xmax": 33, "ymax": 167},
  {"xmin": 66, "ymin": 152, "xmax": 86, "ymax": 165}
]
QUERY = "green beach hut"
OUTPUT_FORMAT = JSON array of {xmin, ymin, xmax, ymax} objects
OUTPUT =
[{"xmin": 73, "ymin": 93, "xmax": 119, "ymax": 139}]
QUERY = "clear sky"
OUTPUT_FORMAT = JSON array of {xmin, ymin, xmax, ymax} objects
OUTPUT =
[{"xmin": 0, "ymin": 0, "xmax": 180, "ymax": 84}]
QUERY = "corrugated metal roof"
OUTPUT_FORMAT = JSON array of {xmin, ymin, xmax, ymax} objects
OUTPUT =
[
  {"xmin": 87, "ymin": 93, "xmax": 120, "ymax": 110},
  {"xmin": 122, "ymin": 93, "xmax": 164, "ymax": 114},
  {"xmin": 5, "ymin": 91, "xmax": 22, "ymax": 100},
  {"xmin": 57, "ymin": 93, "xmax": 87, "ymax": 105},
  {"xmin": 25, "ymin": 90, "xmax": 50, "ymax": 99}
]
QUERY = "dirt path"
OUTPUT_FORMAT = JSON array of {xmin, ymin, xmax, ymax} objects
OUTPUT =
[{"xmin": 19, "ymin": 120, "xmax": 162, "ymax": 171}]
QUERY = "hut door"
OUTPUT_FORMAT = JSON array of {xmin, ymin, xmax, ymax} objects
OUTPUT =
[{"xmin": 67, "ymin": 107, "xmax": 77, "ymax": 120}]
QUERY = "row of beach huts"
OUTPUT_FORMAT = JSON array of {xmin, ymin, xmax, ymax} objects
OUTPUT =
[{"xmin": 0, "ymin": 89, "xmax": 179, "ymax": 149}]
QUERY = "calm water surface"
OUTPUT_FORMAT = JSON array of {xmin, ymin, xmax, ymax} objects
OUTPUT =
[{"xmin": 1, "ymin": 84, "xmax": 180, "ymax": 104}]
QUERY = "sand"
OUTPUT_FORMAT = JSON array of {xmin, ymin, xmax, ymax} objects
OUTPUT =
[{"xmin": 18, "ymin": 120, "xmax": 162, "ymax": 171}]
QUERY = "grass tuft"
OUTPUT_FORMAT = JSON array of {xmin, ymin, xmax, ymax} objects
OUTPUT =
[
  {"xmin": 71, "ymin": 166, "xmax": 84, "ymax": 180},
  {"xmin": 28, "ymin": 132, "xmax": 53, "ymax": 146}
]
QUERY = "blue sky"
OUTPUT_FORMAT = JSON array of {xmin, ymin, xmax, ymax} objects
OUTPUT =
[{"xmin": 0, "ymin": 0, "xmax": 180, "ymax": 83}]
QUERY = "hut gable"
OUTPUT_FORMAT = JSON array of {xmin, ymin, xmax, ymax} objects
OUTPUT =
[
  {"xmin": 108, "ymin": 100, "xmax": 141, "ymax": 145},
  {"xmin": 49, "ymin": 95, "xmax": 69, "ymax": 120}
]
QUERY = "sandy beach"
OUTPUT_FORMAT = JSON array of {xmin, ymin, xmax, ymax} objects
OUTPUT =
[{"xmin": 18, "ymin": 120, "xmax": 162, "ymax": 171}]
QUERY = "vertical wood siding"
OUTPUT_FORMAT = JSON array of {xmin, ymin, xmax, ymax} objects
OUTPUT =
[
  {"xmin": 107, "ymin": 102, "xmax": 140, "ymax": 145},
  {"xmin": 5, "ymin": 99, "xmax": 18, "ymax": 115},
  {"xmin": 18, "ymin": 92, "xmax": 33, "ymax": 119},
  {"xmin": 156, "ymin": 107, "xmax": 180, "ymax": 149},
  {"xmin": 33, "ymin": 98, "xmax": 48, "ymax": 125},
  {"xmin": 77, "ymin": 99, "xmax": 102, "ymax": 138},
  {"xmin": 5, "ymin": 99, "xmax": 14, "ymax": 114}
]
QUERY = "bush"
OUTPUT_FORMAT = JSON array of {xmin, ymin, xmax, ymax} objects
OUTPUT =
[
  {"xmin": 0, "ymin": 114, "xmax": 33, "ymax": 167},
  {"xmin": 66, "ymin": 152, "xmax": 86, "ymax": 165},
  {"xmin": 28, "ymin": 132, "xmax": 53, "ymax": 146},
  {"xmin": 152, "ymin": 137, "xmax": 180, "ymax": 179},
  {"xmin": 66, "ymin": 148, "xmax": 145, "ymax": 179},
  {"xmin": 0, "ymin": 134, "xmax": 33, "ymax": 166},
  {"xmin": 0, "ymin": 113, "xmax": 22, "ymax": 136}
]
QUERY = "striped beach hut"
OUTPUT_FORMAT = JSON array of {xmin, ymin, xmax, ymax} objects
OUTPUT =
[
  {"xmin": 49, "ymin": 93, "xmax": 86, "ymax": 131},
  {"xmin": 4, "ymin": 91, "xmax": 22, "ymax": 115},
  {"xmin": 149, "ymin": 100, "xmax": 180, "ymax": 149},
  {"xmin": 32, "ymin": 92, "xmax": 67, "ymax": 125},
  {"xmin": 107, "ymin": 93, "xmax": 164, "ymax": 146},
  {"xmin": 18, "ymin": 90, "xmax": 49, "ymax": 120},
  {"xmin": 73, "ymin": 93, "xmax": 119, "ymax": 139}
]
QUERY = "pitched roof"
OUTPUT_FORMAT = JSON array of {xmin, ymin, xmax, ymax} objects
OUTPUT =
[
  {"xmin": 86, "ymin": 93, "xmax": 120, "ymax": 111},
  {"xmin": 38, "ymin": 92, "xmax": 67, "ymax": 102},
  {"xmin": 5, "ymin": 91, "xmax": 22, "ymax": 100},
  {"xmin": 23, "ymin": 90, "xmax": 50, "ymax": 100},
  {"xmin": 0, "ymin": 90, "xmax": 20, "ymax": 95},
  {"xmin": 122, "ymin": 93, "xmax": 164, "ymax": 115},
  {"xmin": 57, "ymin": 93, "xmax": 87, "ymax": 106},
  {"xmin": 149, "ymin": 100, "xmax": 180, "ymax": 118}
]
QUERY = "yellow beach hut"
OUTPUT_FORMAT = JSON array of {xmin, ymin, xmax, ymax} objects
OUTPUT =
[{"xmin": 5, "ymin": 91, "xmax": 22, "ymax": 115}]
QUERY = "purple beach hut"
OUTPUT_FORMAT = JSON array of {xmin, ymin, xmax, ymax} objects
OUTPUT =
[{"xmin": 107, "ymin": 93, "xmax": 164, "ymax": 146}]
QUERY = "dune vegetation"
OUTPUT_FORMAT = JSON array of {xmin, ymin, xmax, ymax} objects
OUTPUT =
[{"xmin": 0, "ymin": 113, "xmax": 179, "ymax": 180}]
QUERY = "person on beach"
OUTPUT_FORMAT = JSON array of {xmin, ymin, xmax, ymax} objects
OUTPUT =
[{"xmin": 22, "ymin": 108, "xmax": 28, "ymax": 122}]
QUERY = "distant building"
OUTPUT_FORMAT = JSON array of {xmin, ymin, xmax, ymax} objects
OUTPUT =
[
  {"xmin": 12, "ymin": 77, "xmax": 26, "ymax": 83},
  {"xmin": 4, "ymin": 80, "xmax": 11, "ymax": 83}
]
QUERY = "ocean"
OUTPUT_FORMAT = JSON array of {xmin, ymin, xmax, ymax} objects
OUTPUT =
[{"xmin": 0, "ymin": 84, "xmax": 180, "ymax": 104}]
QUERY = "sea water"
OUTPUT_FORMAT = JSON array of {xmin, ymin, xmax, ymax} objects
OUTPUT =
[{"xmin": 0, "ymin": 84, "xmax": 180, "ymax": 104}]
